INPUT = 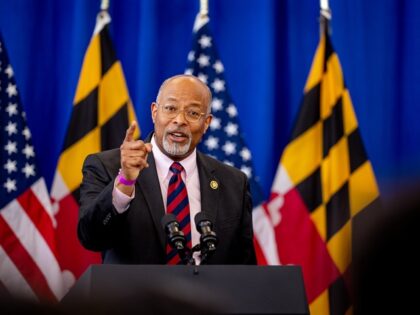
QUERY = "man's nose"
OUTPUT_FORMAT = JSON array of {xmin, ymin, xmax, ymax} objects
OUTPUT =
[{"xmin": 172, "ymin": 110, "xmax": 188, "ymax": 124}]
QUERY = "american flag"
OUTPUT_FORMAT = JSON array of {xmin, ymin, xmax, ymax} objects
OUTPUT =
[
  {"xmin": 185, "ymin": 14, "xmax": 277, "ymax": 264},
  {"xmin": 0, "ymin": 33, "xmax": 65, "ymax": 301}
]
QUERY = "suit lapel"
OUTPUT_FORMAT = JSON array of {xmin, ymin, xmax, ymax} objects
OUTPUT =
[
  {"xmin": 197, "ymin": 152, "xmax": 220, "ymax": 224},
  {"xmin": 137, "ymin": 152, "xmax": 166, "ymax": 250}
]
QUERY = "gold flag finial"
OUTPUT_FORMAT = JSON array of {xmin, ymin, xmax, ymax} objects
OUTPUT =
[
  {"xmin": 200, "ymin": 0, "xmax": 208, "ymax": 17},
  {"xmin": 101, "ymin": 0, "xmax": 109, "ymax": 11}
]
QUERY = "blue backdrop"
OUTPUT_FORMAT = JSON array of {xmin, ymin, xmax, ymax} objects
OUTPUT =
[{"xmin": 1, "ymin": 0, "xmax": 419, "ymax": 199}]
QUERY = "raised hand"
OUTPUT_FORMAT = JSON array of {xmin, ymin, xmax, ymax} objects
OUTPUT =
[{"xmin": 118, "ymin": 121, "xmax": 152, "ymax": 195}]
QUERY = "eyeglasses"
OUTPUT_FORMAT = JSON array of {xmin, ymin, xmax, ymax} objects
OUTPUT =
[{"xmin": 156, "ymin": 103, "xmax": 206, "ymax": 123}]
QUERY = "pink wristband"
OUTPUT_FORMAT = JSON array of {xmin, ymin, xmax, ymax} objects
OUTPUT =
[{"xmin": 118, "ymin": 170, "xmax": 136, "ymax": 186}]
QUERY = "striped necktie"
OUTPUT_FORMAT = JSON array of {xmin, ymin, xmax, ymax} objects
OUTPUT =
[{"xmin": 166, "ymin": 162, "xmax": 191, "ymax": 264}]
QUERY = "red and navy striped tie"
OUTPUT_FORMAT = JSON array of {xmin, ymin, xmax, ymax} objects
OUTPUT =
[{"xmin": 166, "ymin": 162, "xmax": 191, "ymax": 264}]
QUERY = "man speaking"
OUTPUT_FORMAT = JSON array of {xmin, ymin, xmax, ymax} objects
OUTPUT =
[{"xmin": 77, "ymin": 74, "xmax": 256, "ymax": 265}]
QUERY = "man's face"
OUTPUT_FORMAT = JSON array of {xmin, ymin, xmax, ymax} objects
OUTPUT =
[{"xmin": 151, "ymin": 76, "xmax": 212, "ymax": 161}]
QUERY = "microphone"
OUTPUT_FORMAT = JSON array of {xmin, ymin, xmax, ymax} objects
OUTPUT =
[
  {"xmin": 161, "ymin": 213, "xmax": 186, "ymax": 251},
  {"xmin": 194, "ymin": 212, "xmax": 218, "ymax": 261}
]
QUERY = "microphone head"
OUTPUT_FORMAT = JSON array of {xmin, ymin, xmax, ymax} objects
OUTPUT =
[
  {"xmin": 194, "ymin": 211, "xmax": 210, "ymax": 226},
  {"xmin": 194, "ymin": 211, "xmax": 213, "ymax": 233},
  {"xmin": 161, "ymin": 213, "xmax": 177, "ymax": 230}
]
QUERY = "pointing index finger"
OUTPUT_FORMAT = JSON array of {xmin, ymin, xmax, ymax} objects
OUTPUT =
[{"xmin": 125, "ymin": 121, "xmax": 137, "ymax": 142}]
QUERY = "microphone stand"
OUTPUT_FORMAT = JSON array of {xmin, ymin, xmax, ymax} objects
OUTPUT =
[
  {"xmin": 200, "ymin": 244, "xmax": 215, "ymax": 265},
  {"xmin": 191, "ymin": 245, "xmax": 201, "ymax": 275},
  {"xmin": 178, "ymin": 245, "xmax": 198, "ymax": 275},
  {"xmin": 198, "ymin": 233, "xmax": 217, "ymax": 265},
  {"xmin": 178, "ymin": 247, "xmax": 190, "ymax": 265},
  {"xmin": 189, "ymin": 242, "xmax": 216, "ymax": 275}
]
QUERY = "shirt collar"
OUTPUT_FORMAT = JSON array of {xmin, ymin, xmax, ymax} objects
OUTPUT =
[{"xmin": 151, "ymin": 135, "xmax": 197, "ymax": 180}]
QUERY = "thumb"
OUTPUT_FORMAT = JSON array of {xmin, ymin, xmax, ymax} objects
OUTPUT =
[{"xmin": 144, "ymin": 143, "xmax": 153, "ymax": 153}]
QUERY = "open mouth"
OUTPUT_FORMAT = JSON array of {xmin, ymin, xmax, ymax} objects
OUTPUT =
[{"xmin": 167, "ymin": 131, "xmax": 189, "ymax": 143}]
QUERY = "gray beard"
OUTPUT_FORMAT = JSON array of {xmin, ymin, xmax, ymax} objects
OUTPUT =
[{"xmin": 163, "ymin": 133, "xmax": 192, "ymax": 156}]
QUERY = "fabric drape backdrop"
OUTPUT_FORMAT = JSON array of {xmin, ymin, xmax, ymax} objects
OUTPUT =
[{"xmin": 0, "ymin": 0, "xmax": 419, "ymax": 199}]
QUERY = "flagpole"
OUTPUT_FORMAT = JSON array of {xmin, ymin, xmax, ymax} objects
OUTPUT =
[
  {"xmin": 194, "ymin": 0, "xmax": 209, "ymax": 32},
  {"xmin": 94, "ymin": 0, "xmax": 111, "ymax": 35},
  {"xmin": 101, "ymin": 0, "xmax": 109, "ymax": 11},
  {"xmin": 200, "ymin": 0, "xmax": 208, "ymax": 17},
  {"xmin": 319, "ymin": 0, "xmax": 331, "ymax": 36}
]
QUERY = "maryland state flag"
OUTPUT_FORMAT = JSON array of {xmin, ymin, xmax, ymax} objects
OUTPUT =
[
  {"xmin": 262, "ymin": 21, "xmax": 380, "ymax": 314},
  {"xmin": 50, "ymin": 11, "xmax": 139, "ymax": 291}
]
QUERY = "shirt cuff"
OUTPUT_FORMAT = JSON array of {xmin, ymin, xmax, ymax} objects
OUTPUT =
[{"xmin": 112, "ymin": 178, "xmax": 135, "ymax": 214}]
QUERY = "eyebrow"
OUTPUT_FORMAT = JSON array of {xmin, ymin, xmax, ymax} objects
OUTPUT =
[{"xmin": 164, "ymin": 97, "xmax": 202, "ymax": 107}]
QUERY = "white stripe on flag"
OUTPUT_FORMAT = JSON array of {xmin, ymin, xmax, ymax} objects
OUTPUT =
[
  {"xmin": 271, "ymin": 164, "xmax": 294, "ymax": 195},
  {"xmin": 253, "ymin": 205, "xmax": 281, "ymax": 265},
  {"xmin": 1, "ymin": 199, "xmax": 65, "ymax": 300},
  {"xmin": 50, "ymin": 171, "xmax": 69, "ymax": 202},
  {"xmin": 0, "ymin": 245, "xmax": 37, "ymax": 300}
]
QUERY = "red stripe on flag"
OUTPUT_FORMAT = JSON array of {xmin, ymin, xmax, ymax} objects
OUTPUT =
[
  {"xmin": 17, "ymin": 188, "xmax": 57, "ymax": 256},
  {"xmin": 253, "ymin": 237, "xmax": 268, "ymax": 265},
  {"xmin": 271, "ymin": 188, "xmax": 341, "ymax": 302},
  {"xmin": 55, "ymin": 194, "xmax": 101, "ymax": 279},
  {"xmin": 0, "ymin": 215, "xmax": 57, "ymax": 302}
]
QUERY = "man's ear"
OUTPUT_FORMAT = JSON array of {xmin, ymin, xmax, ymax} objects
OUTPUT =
[
  {"xmin": 203, "ymin": 114, "xmax": 213, "ymax": 133},
  {"xmin": 151, "ymin": 102, "xmax": 158, "ymax": 123}
]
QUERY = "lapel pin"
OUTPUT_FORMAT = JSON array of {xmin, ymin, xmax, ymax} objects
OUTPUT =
[{"xmin": 210, "ymin": 180, "xmax": 218, "ymax": 190}]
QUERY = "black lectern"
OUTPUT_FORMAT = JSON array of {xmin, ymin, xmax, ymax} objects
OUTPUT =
[{"xmin": 62, "ymin": 265, "xmax": 309, "ymax": 314}]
